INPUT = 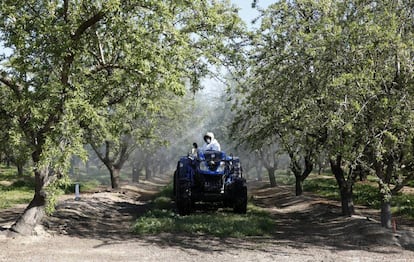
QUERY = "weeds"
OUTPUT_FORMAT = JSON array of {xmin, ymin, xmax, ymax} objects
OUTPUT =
[
  {"xmin": 303, "ymin": 175, "xmax": 414, "ymax": 219},
  {"xmin": 133, "ymin": 184, "xmax": 276, "ymax": 238},
  {"xmin": 0, "ymin": 165, "xmax": 34, "ymax": 209}
]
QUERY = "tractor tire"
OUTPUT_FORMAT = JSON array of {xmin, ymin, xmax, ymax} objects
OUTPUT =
[
  {"xmin": 176, "ymin": 187, "xmax": 192, "ymax": 216},
  {"xmin": 173, "ymin": 170, "xmax": 177, "ymax": 197},
  {"xmin": 233, "ymin": 184, "xmax": 247, "ymax": 214}
]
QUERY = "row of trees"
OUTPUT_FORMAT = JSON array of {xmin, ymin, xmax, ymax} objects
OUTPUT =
[
  {"xmin": 0, "ymin": 0, "xmax": 246, "ymax": 235},
  {"xmin": 2, "ymin": 0, "xmax": 413, "ymax": 236},
  {"xmin": 233, "ymin": 0, "xmax": 414, "ymax": 228}
]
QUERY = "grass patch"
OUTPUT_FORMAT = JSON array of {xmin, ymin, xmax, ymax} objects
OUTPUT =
[
  {"xmin": 0, "ymin": 163, "xmax": 125, "ymax": 209},
  {"xmin": 69, "ymin": 166, "xmax": 111, "ymax": 187},
  {"xmin": 303, "ymin": 176, "xmax": 340, "ymax": 200},
  {"xmin": 62, "ymin": 180, "xmax": 102, "ymax": 194},
  {"xmin": 276, "ymin": 170, "xmax": 296, "ymax": 185},
  {"xmin": 0, "ymin": 164, "xmax": 105, "ymax": 209},
  {"xmin": 304, "ymin": 176, "xmax": 414, "ymax": 219},
  {"xmin": 392, "ymin": 193, "xmax": 414, "ymax": 219},
  {"xmin": 353, "ymin": 184, "xmax": 381, "ymax": 208},
  {"xmin": 133, "ymin": 184, "xmax": 276, "ymax": 238},
  {"xmin": 0, "ymin": 165, "xmax": 18, "ymax": 180},
  {"xmin": 406, "ymin": 180, "xmax": 414, "ymax": 187},
  {"xmin": 303, "ymin": 176, "xmax": 382, "ymax": 206},
  {"xmin": 69, "ymin": 165, "xmax": 132, "ymax": 187},
  {"xmin": 0, "ymin": 189, "xmax": 34, "ymax": 209},
  {"xmin": 0, "ymin": 166, "xmax": 35, "ymax": 209}
]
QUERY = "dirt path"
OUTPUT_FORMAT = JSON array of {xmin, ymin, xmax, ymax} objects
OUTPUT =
[{"xmin": 1, "ymin": 179, "xmax": 414, "ymax": 262}]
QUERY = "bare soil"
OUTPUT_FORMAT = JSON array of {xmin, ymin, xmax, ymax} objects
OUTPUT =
[{"xmin": 1, "ymin": 178, "xmax": 414, "ymax": 262}]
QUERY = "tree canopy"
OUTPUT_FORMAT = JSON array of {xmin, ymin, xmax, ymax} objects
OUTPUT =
[
  {"xmin": 2, "ymin": 0, "xmax": 414, "ymax": 235},
  {"xmin": 0, "ymin": 0, "xmax": 246, "ymax": 235},
  {"xmin": 233, "ymin": 0, "xmax": 414, "ymax": 226}
]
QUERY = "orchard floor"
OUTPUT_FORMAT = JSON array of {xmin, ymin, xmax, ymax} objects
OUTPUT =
[{"xmin": 1, "ymin": 178, "xmax": 414, "ymax": 262}]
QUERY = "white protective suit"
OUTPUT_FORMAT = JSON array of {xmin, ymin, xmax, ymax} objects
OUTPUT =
[{"xmin": 201, "ymin": 132, "xmax": 221, "ymax": 151}]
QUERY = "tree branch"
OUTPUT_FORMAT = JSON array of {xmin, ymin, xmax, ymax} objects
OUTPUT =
[
  {"xmin": 90, "ymin": 142, "xmax": 109, "ymax": 168},
  {"xmin": 0, "ymin": 70, "xmax": 23, "ymax": 99},
  {"xmin": 392, "ymin": 172, "xmax": 414, "ymax": 194},
  {"xmin": 72, "ymin": 11, "xmax": 105, "ymax": 41},
  {"xmin": 95, "ymin": 31, "xmax": 106, "ymax": 65},
  {"xmin": 105, "ymin": 140, "xmax": 111, "ymax": 162},
  {"xmin": 89, "ymin": 64, "xmax": 144, "ymax": 75},
  {"xmin": 62, "ymin": 10, "xmax": 106, "ymax": 86},
  {"xmin": 63, "ymin": 0, "xmax": 69, "ymax": 22}
]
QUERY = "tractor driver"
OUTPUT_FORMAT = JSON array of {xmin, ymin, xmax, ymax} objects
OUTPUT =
[{"xmin": 201, "ymin": 132, "xmax": 221, "ymax": 151}]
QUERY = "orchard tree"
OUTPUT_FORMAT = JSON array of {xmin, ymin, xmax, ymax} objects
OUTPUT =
[
  {"xmin": 0, "ymin": 115, "xmax": 30, "ymax": 175},
  {"xmin": 234, "ymin": 0, "xmax": 355, "ymax": 214},
  {"xmin": 356, "ymin": 0, "xmax": 414, "ymax": 226},
  {"xmin": 0, "ymin": 0, "xmax": 245, "ymax": 235},
  {"xmin": 236, "ymin": 0, "xmax": 414, "ymax": 225},
  {"xmin": 255, "ymin": 140, "xmax": 280, "ymax": 187},
  {"xmin": 317, "ymin": 0, "xmax": 414, "ymax": 226},
  {"xmin": 282, "ymin": 135, "xmax": 315, "ymax": 196},
  {"xmin": 87, "ymin": 88, "xmax": 184, "ymax": 189}
]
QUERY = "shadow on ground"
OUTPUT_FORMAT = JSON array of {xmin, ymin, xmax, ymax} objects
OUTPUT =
[
  {"xmin": 43, "ymin": 176, "xmax": 171, "ymax": 241},
  {"xmin": 2, "ymin": 177, "xmax": 414, "ymax": 254},
  {"xmin": 0, "ymin": 205, "xmax": 25, "ymax": 233},
  {"xmin": 137, "ymin": 182, "xmax": 414, "ymax": 253}
]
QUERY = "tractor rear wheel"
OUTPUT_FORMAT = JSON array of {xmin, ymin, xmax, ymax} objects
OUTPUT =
[
  {"xmin": 233, "ymin": 184, "xmax": 247, "ymax": 214},
  {"xmin": 176, "ymin": 187, "xmax": 192, "ymax": 215},
  {"xmin": 175, "ymin": 176, "xmax": 192, "ymax": 215}
]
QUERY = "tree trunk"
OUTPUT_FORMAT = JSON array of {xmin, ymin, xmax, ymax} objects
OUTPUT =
[
  {"xmin": 145, "ymin": 164, "xmax": 152, "ymax": 180},
  {"xmin": 291, "ymin": 160, "xmax": 303, "ymax": 196},
  {"xmin": 10, "ymin": 168, "xmax": 47, "ymax": 235},
  {"xmin": 85, "ymin": 160, "xmax": 90, "ymax": 174},
  {"xmin": 380, "ymin": 199, "xmax": 392, "ymax": 228},
  {"xmin": 339, "ymin": 186, "xmax": 355, "ymax": 216},
  {"xmin": 17, "ymin": 164, "xmax": 24, "ymax": 176},
  {"xmin": 255, "ymin": 165, "xmax": 262, "ymax": 181},
  {"xmin": 330, "ymin": 156, "xmax": 355, "ymax": 216},
  {"xmin": 267, "ymin": 167, "xmax": 277, "ymax": 187},
  {"xmin": 293, "ymin": 155, "xmax": 313, "ymax": 196},
  {"xmin": 242, "ymin": 161, "xmax": 250, "ymax": 180},
  {"xmin": 159, "ymin": 163, "xmax": 166, "ymax": 177},
  {"xmin": 373, "ymin": 154, "xmax": 394, "ymax": 228},
  {"xmin": 110, "ymin": 168, "xmax": 121, "ymax": 189},
  {"xmin": 295, "ymin": 179, "xmax": 303, "ymax": 196},
  {"xmin": 132, "ymin": 165, "xmax": 140, "ymax": 183},
  {"xmin": 91, "ymin": 141, "xmax": 129, "ymax": 189}
]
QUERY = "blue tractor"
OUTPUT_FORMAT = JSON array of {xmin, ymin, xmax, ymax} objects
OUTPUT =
[{"xmin": 173, "ymin": 146, "xmax": 247, "ymax": 215}]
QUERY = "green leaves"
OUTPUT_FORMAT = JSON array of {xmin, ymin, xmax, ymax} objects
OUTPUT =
[
  {"xmin": 233, "ymin": 0, "xmax": 414, "ymax": 197},
  {"xmin": 134, "ymin": 185, "xmax": 276, "ymax": 237},
  {"xmin": 0, "ymin": 0, "xmax": 246, "ymax": 198}
]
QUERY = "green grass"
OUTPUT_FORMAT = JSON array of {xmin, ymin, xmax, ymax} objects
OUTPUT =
[
  {"xmin": 62, "ymin": 180, "xmax": 102, "ymax": 194},
  {"xmin": 133, "ymin": 184, "xmax": 276, "ymax": 238},
  {"xmin": 0, "ymin": 190, "xmax": 34, "ymax": 209},
  {"xmin": 0, "ymin": 165, "xmax": 35, "ymax": 209},
  {"xmin": 0, "ymin": 165, "xmax": 18, "ymax": 180},
  {"xmin": 0, "ymin": 164, "xmax": 109, "ymax": 209},
  {"xmin": 303, "ymin": 175, "xmax": 414, "ymax": 219},
  {"xmin": 69, "ymin": 166, "xmax": 112, "ymax": 186},
  {"xmin": 406, "ymin": 180, "xmax": 414, "ymax": 187},
  {"xmin": 68, "ymin": 165, "xmax": 133, "ymax": 190},
  {"xmin": 251, "ymin": 170, "xmax": 296, "ymax": 186},
  {"xmin": 303, "ymin": 175, "xmax": 340, "ymax": 200},
  {"xmin": 275, "ymin": 170, "xmax": 296, "ymax": 185}
]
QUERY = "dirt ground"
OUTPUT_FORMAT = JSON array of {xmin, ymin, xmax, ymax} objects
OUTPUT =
[{"xmin": 1, "ymin": 178, "xmax": 414, "ymax": 262}]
